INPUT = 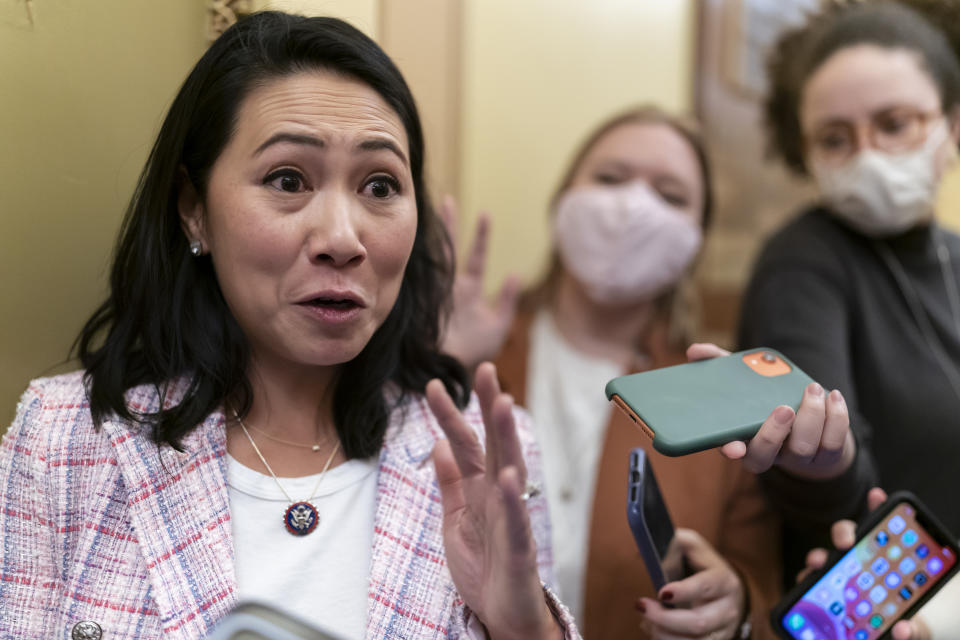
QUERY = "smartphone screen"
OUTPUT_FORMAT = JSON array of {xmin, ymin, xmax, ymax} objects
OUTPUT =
[{"xmin": 779, "ymin": 502, "xmax": 957, "ymax": 640}]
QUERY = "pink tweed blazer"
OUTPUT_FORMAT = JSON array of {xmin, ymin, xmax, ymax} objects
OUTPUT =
[{"xmin": 0, "ymin": 372, "xmax": 579, "ymax": 639}]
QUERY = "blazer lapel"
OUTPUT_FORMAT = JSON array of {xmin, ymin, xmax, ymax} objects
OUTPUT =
[
  {"xmin": 104, "ymin": 392, "xmax": 237, "ymax": 639},
  {"xmin": 364, "ymin": 396, "xmax": 464, "ymax": 639}
]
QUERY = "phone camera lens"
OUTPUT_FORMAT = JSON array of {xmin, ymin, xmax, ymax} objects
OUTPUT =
[{"xmin": 762, "ymin": 352, "xmax": 776, "ymax": 363}]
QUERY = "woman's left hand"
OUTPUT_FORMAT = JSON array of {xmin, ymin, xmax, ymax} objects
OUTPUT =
[
  {"xmin": 426, "ymin": 362, "xmax": 563, "ymax": 640},
  {"xmin": 637, "ymin": 529, "xmax": 746, "ymax": 640}
]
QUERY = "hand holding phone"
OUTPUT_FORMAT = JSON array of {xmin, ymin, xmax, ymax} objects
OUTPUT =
[
  {"xmin": 772, "ymin": 491, "xmax": 958, "ymax": 640},
  {"xmin": 638, "ymin": 530, "xmax": 749, "ymax": 639},
  {"xmin": 685, "ymin": 344, "xmax": 855, "ymax": 480},
  {"xmin": 609, "ymin": 345, "xmax": 855, "ymax": 479},
  {"xmin": 627, "ymin": 449, "xmax": 749, "ymax": 638}
]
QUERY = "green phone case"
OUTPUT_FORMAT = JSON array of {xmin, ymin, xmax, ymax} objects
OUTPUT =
[{"xmin": 604, "ymin": 348, "xmax": 814, "ymax": 456}]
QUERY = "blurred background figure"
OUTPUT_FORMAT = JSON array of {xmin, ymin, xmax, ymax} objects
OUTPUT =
[
  {"xmin": 447, "ymin": 105, "xmax": 782, "ymax": 640},
  {"xmin": 738, "ymin": 0, "xmax": 960, "ymax": 587}
]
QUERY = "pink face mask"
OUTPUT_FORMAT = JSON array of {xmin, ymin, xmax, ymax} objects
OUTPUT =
[{"xmin": 552, "ymin": 183, "xmax": 703, "ymax": 305}]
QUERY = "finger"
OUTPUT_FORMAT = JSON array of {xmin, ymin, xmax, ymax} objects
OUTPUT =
[
  {"xmin": 720, "ymin": 441, "xmax": 747, "ymax": 460},
  {"xmin": 496, "ymin": 274, "xmax": 522, "ymax": 319},
  {"xmin": 640, "ymin": 593, "xmax": 737, "ymax": 637},
  {"xmin": 893, "ymin": 618, "xmax": 932, "ymax": 640},
  {"xmin": 686, "ymin": 343, "xmax": 730, "ymax": 362},
  {"xmin": 831, "ymin": 519, "xmax": 857, "ymax": 550},
  {"xmin": 781, "ymin": 383, "xmax": 826, "ymax": 465},
  {"xmin": 474, "ymin": 362, "xmax": 503, "ymax": 477},
  {"xmin": 431, "ymin": 439, "xmax": 467, "ymax": 517},
  {"xmin": 867, "ymin": 487, "xmax": 888, "ymax": 511},
  {"xmin": 426, "ymin": 379, "xmax": 485, "ymax": 478},
  {"xmin": 892, "ymin": 621, "xmax": 914, "ymax": 640},
  {"xmin": 465, "ymin": 212, "xmax": 490, "ymax": 279},
  {"xmin": 440, "ymin": 194, "xmax": 458, "ymax": 249},
  {"xmin": 741, "ymin": 405, "xmax": 795, "ymax": 473},
  {"xmin": 797, "ymin": 548, "xmax": 829, "ymax": 583},
  {"xmin": 499, "ymin": 465, "xmax": 534, "ymax": 557},
  {"xmin": 666, "ymin": 529, "xmax": 724, "ymax": 575},
  {"xmin": 492, "ymin": 393, "xmax": 527, "ymax": 484},
  {"xmin": 805, "ymin": 547, "xmax": 829, "ymax": 571},
  {"xmin": 813, "ymin": 390, "xmax": 849, "ymax": 468}
]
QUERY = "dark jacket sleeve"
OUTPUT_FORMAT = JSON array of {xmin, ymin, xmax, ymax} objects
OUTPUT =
[{"xmin": 738, "ymin": 212, "xmax": 878, "ymax": 531}]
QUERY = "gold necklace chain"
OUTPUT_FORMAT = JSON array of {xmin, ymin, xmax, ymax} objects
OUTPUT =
[
  {"xmin": 234, "ymin": 413, "xmax": 341, "ymax": 505},
  {"xmin": 245, "ymin": 422, "xmax": 326, "ymax": 452}
]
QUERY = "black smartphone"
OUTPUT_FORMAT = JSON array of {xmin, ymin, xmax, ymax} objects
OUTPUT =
[
  {"xmin": 206, "ymin": 601, "xmax": 347, "ymax": 640},
  {"xmin": 626, "ymin": 447, "xmax": 693, "ymax": 592},
  {"xmin": 771, "ymin": 491, "xmax": 959, "ymax": 640}
]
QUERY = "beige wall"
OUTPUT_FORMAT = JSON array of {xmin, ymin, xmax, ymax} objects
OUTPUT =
[
  {"xmin": 459, "ymin": 0, "xmax": 696, "ymax": 290},
  {"xmin": 939, "ymin": 169, "xmax": 960, "ymax": 232},
  {"xmin": 0, "ymin": 1, "xmax": 208, "ymax": 425}
]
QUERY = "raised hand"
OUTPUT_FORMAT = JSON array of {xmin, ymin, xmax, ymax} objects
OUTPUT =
[
  {"xmin": 426, "ymin": 363, "xmax": 563, "ymax": 640},
  {"xmin": 686, "ymin": 343, "xmax": 855, "ymax": 480},
  {"xmin": 439, "ymin": 196, "xmax": 521, "ymax": 370},
  {"xmin": 637, "ymin": 529, "xmax": 746, "ymax": 640}
]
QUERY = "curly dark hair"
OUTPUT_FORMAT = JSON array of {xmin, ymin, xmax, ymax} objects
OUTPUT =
[
  {"xmin": 74, "ymin": 12, "xmax": 469, "ymax": 456},
  {"xmin": 764, "ymin": 0, "xmax": 960, "ymax": 175}
]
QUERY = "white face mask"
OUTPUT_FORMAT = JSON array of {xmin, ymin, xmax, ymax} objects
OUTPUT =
[
  {"xmin": 812, "ymin": 122, "xmax": 951, "ymax": 237},
  {"xmin": 552, "ymin": 183, "xmax": 703, "ymax": 305}
]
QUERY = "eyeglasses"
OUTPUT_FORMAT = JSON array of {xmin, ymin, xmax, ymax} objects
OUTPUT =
[{"xmin": 805, "ymin": 107, "xmax": 944, "ymax": 167}]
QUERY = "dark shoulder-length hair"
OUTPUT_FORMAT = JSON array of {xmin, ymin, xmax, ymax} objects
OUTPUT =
[
  {"xmin": 765, "ymin": 0, "xmax": 960, "ymax": 176},
  {"xmin": 522, "ymin": 106, "xmax": 713, "ymax": 349},
  {"xmin": 75, "ymin": 12, "xmax": 469, "ymax": 457}
]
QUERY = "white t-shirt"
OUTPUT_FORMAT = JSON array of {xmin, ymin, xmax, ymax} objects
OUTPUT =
[
  {"xmin": 227, "ymin": 453, "xmax": 379, "ymax": 639},
  {"xmin": 527, "ymin": 310, "xmax": 625, "ymax": 623}
]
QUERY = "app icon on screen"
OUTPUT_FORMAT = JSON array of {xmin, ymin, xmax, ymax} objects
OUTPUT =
[
  {"xmin": 902, "ymin": 530, "xmax": 919, "ymax": 546},
  {"xmin": 917, "ymin": 544, "xmax": 930, "ymax": 558},
  {"xmin": 872, "ymin": 557, "xmax": 890, "ymax": 575},
  {"xmin": 843, "ymin": 557, "xmax": 862, "ymax": 576},
  {"xmin": 899, "ymin": 557, "xmax": 916, "ymax": 574},
  {"xmin": 843, "ymin": 616, "xmax": 855, "ymax": 629},
  {"xmin": 869, "ymin": 586, "xmax": 887, "ymax": 604},
  {"xmin": 855, "ymin": 631, "xmax": 869, "ymax": 640},
  {"xmin": 857, "ymin": 572, "xmax": 875, "ymax": 589},
  {"xmin": 877, "ymin": 531, "xmax": 889, "ymax": 546},
  {"xmin": 888, "ymin": 545, "xmax": 902, "ymax": 560},
  {"xmin": 870, "ymin": 614, "xmax": 884, "ymax": 629},
  {"xmin": 845, "ymin": 586, "xmax": 859, "ymax": 601},
  {"xmin": 914, "ymin": 572, "xmax": 928, "ymax": 586},
  {"xmin": 855, "ymin": 600, "xmax": 872, "ymax": 617},
  {"xmin": 927, "ymin": 557, "xmax": 944, "ymax": 575},
  {"xmin": 787, "ymin": 613, "xmax": 805, "ymax": 630},
  {"xmin": 883, "ymin": 602, "xmax": 897, "ymax": 616},
  {"xmin": 800, "ymin": 630, "xmax": 815, "ymax": 640},
  {"xmin": 830, "ymin": 601, "xmax": 844, "ymax": 616},
  {"xmin": 899, "ymin": 586, "xmax": 913, "ymax": 600},
  {"xmin": 888, "ymin": 515, "xmax": 906, "ymax": 534},
  {"xmin": 885, "ymin": 572, "xmax": 901, "ymax": 588}
]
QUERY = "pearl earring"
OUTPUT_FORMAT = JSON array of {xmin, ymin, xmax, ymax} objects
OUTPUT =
[{"xmin": 189, "ymin": 240, "xmax": 202, "ymax": 256}]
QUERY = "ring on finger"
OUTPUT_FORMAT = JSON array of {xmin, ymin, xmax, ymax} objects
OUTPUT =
[{"xmin": 520, "ymin": 482, "xmax": 541, "ymax": 501}]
